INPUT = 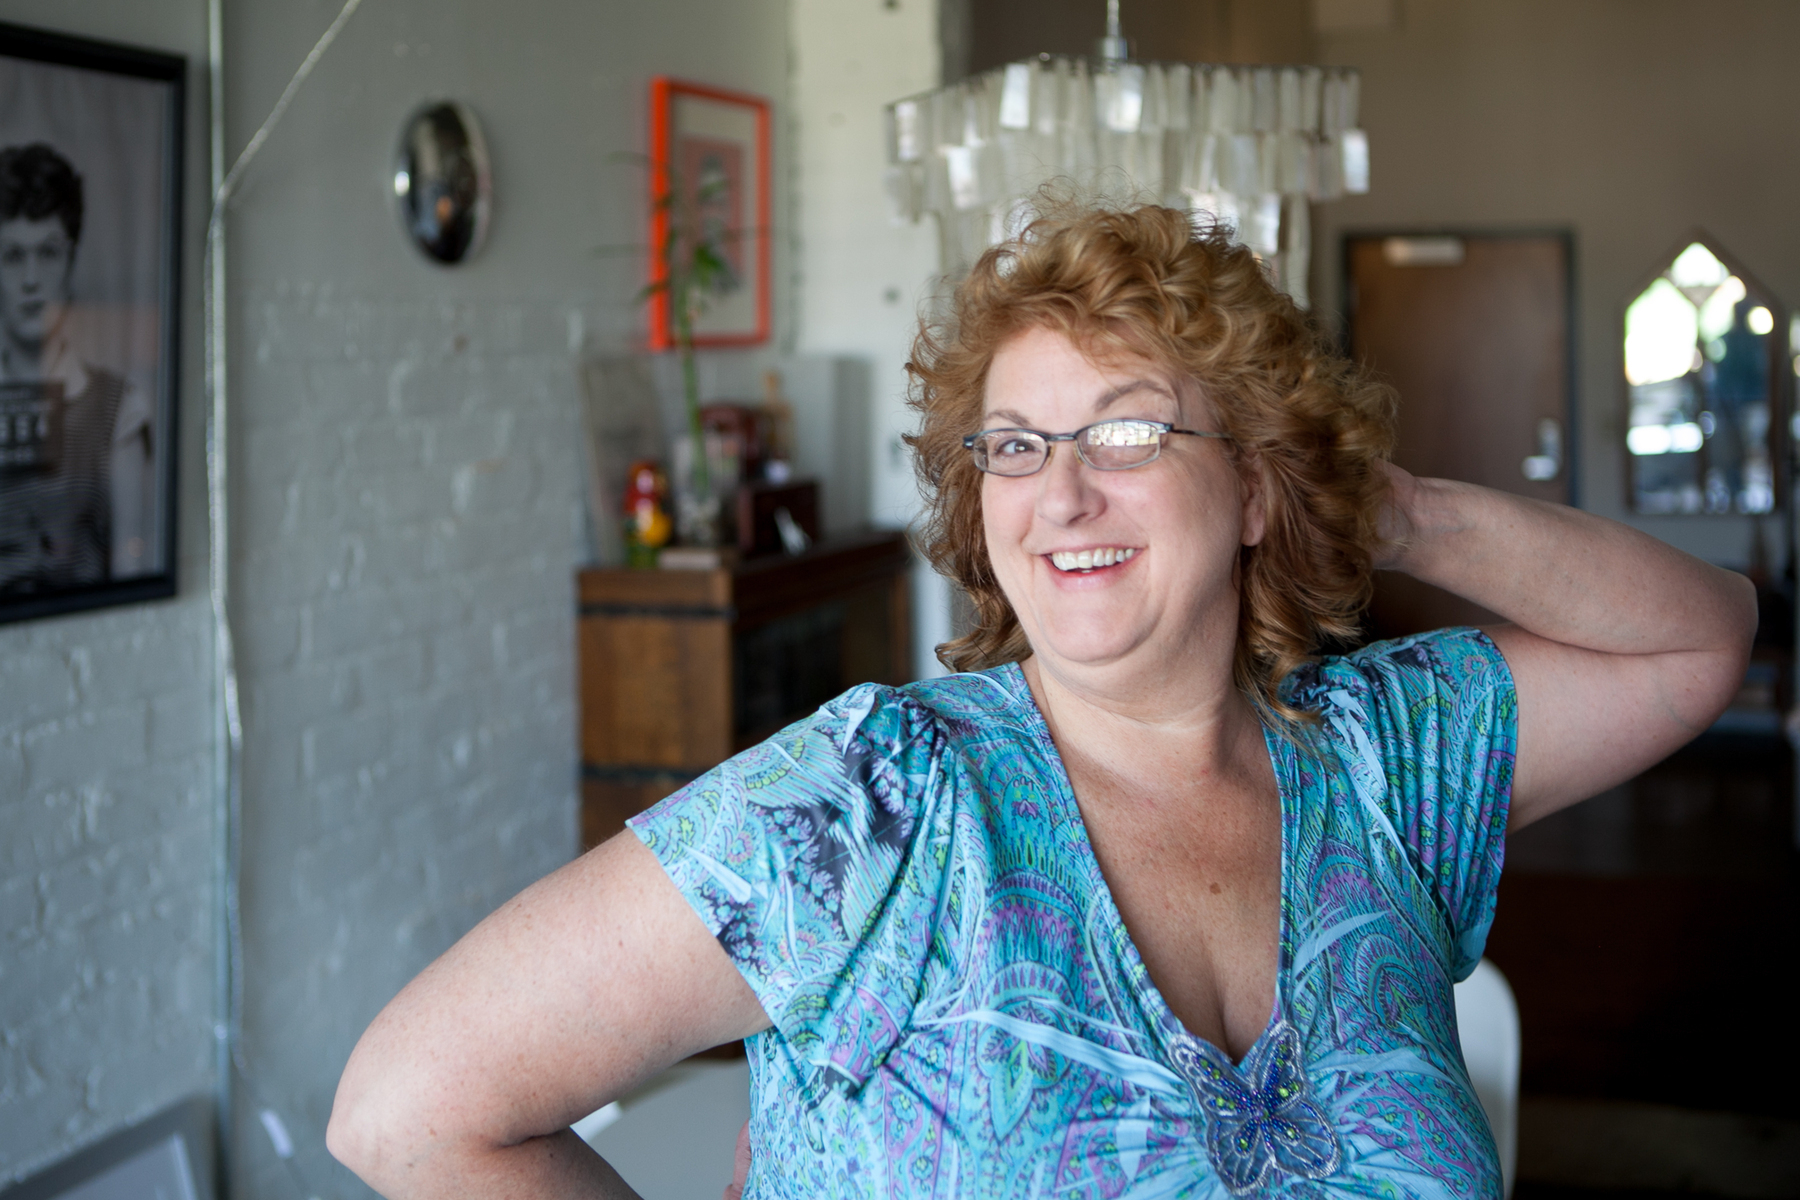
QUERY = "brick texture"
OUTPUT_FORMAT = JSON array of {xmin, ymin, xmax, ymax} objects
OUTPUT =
[
  {"xmin": 0, "ymin": 600, "xmax": 217, "ymax": 1185},
  {"xmin": 227, "ymin": 289, "xmax": 581, "ymax": 1197}
]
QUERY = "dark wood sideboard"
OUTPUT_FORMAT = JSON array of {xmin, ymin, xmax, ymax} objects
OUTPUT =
[{"xmin": 577, "ymin": 528, "xmax": 913, "ymax": 848}]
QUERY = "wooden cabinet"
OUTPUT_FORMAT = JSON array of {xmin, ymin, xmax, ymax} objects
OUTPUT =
[{"xmin": 577, "ymin": 529, "xmax": 912, "ymax": 848}]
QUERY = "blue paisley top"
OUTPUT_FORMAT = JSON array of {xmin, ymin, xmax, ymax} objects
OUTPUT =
[{"xmin": 629, "ymin": 628, "xmax": 1516, "ymax": 1199}]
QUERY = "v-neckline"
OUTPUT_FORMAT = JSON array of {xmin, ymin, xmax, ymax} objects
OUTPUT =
[{"xmin": 998, "ymin": 660, "xmax": 1293, "ymax": 1072}]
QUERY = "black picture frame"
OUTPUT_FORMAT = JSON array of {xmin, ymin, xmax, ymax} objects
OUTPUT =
[
  {"xmin": 0, "ymin": 1095, "xmax": 215, "ymax": 1200},
  {"xmin": 0, "ymin": 21, "xmax": 183, "ymax": 624}
]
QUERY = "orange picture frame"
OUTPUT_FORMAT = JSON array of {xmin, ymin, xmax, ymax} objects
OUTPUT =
[{"xmin": 648, "ymin": 76, "xmax": 772, "ymax": 350}]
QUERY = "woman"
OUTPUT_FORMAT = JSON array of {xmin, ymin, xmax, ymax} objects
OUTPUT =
[{"xmin": 328, "ymin": 206, "xmax": 1753, "ymax": 1198}]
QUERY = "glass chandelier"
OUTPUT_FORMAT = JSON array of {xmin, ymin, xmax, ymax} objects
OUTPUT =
[{"xmin": 883, "ymin": 3, "xmax": 1368, "ymax": 308}]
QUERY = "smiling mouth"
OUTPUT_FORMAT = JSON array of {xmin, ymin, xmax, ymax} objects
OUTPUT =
[{"xmin": 1048, "ymin": 547, "xmax": 1138, "ymax": 573}]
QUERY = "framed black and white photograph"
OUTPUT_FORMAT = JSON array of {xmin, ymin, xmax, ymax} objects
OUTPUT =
[{"xmin": 0, "ymin": 22, "xmax": 183, "ymax": 624}]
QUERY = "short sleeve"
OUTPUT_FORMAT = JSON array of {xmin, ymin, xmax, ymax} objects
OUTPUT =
[
  {"xmin": 628, "ymin": 683, "xmax": 953, "ymax": 1091},
  {"xmin": 1318, "ymin": 628, "xmax": 1518, "ymax": 980}
]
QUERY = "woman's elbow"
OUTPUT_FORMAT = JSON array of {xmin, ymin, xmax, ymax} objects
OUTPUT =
[
  {"xmin": 1689, "ymin": 570, "xmax": 1758, "ymax": 725},
  {"xmin": 326, "ymin": 1066, "xmax": 391, "ymax": 1185},
  {"xmin": 1723, "ymin": 568, "xmax": 1760, "ymax": 648},
  {"xmin": 326, "ymin": 1043, "xmax": 429, "ymax": 1192},
  {"xmin": 324, "ymin": 1094, "xmax": 374, "ymax": 1180},
  {"xmin": 1719, "ymin": 569, "xmax": 1758, "ymax": 669}
]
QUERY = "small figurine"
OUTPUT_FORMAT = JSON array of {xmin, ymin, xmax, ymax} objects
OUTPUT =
[{"xmin": 621, "ymin": 459, "xmax": 672, "ymax": 568}]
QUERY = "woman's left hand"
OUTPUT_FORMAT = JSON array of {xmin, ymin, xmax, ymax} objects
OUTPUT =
[
  {"xmin": 1374, "ymin": 464, "xmax": 1756, "ymax": 830},
  {"xmin": 1371, "ymin": 461, "xmax": 1421, "ymax": 571}
]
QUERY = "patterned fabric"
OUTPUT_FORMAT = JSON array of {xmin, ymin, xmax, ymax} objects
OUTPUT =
[{"xmin": 630, "ymin": 628, "xmax": 1516, "ymax": 1198}]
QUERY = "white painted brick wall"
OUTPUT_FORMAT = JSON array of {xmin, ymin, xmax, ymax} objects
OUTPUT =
[
  {"xmin": 225, "ymin": 287, "xmax": 583, "ymax": 1196},
  {"xmin": 789, "ymin": 0, "xmax": 952, "ymax": 678},
  {"xmin": 0, "ymin": 600, "xmax": 216, "ymax": 1185}
]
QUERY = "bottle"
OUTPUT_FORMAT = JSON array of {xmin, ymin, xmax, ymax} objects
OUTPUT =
[{"xmin": 761, "ymin": 370, "xmax": 795, "ymax": 484}]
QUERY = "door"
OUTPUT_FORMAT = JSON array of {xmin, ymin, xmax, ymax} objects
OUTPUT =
[{"xmin": 1346, "ymin": 233, "xmax": 1573, "ymax": 638}]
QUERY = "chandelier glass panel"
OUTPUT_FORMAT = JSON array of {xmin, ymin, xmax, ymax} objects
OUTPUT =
[{"xmin": 885, "ymin": 58, "xmax": 1368, "ymax": 308}]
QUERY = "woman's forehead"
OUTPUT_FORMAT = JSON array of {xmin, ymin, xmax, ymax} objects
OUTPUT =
[{"xmin": 982, "ymin": 331, "xmax": 1202, "ymax": 421}]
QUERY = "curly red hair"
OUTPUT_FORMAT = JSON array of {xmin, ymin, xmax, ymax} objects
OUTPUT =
[{"xmin": 907, "ymin": 203, "xmax": 1396, "ymax": 718}]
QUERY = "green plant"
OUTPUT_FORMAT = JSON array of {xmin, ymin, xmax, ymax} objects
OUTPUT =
[{"xmin": 641, "ymin": 165, "xmax": 740, "ymax": 498}]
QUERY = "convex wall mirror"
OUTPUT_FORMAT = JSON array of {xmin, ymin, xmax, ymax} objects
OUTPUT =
[
  {"xmin": 1624, "ymin": 236, "xmax": 1786, "ymax": 515},
  {"xmin": 393, "ymin": 100, "xmax": 490, "ymax": 265}
]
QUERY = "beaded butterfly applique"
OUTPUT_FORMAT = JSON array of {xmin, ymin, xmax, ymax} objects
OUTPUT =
[{"xmin": 1169, "ymin": 1022, "xmax": 1342, "ymax": 1194}]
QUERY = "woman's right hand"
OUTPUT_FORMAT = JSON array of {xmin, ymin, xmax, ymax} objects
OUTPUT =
[{"xmin": 724, "ymin": 1121, "xmax": 751, "ymax": 1200}]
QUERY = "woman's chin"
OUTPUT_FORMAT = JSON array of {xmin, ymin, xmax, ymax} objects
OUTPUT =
[{"xmin": 1027, "ymin": 624, "xmax": 1152, "ymax": 674}]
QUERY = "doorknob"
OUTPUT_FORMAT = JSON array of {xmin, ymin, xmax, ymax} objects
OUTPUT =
[{"xmin": 1522, "ymin": 417, "xmax": 1562, "ymax": 482}]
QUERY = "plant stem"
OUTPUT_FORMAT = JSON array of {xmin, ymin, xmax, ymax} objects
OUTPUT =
[{"xmin": 676, "ymin": 285, "xmax": 708, "ymax": 496}]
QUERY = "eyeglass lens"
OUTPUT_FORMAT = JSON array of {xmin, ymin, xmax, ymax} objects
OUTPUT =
[{"xmin": 971, "ymin": 420, "xmax": 1167, "ymax": 476}]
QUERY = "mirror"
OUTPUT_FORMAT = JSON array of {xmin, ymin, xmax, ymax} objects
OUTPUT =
[
  {"xmin": 1624, "ymin": 239, "xmax": 1782, "ymax": 515},
  {"xmin": 393, "ymin": 101, "xmax": 491, "ymax": 265}
]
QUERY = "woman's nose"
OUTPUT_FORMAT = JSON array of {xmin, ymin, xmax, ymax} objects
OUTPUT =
[{"xmin": 1034, "ymin": 443, "xmax": 1104, "ymax": 525}]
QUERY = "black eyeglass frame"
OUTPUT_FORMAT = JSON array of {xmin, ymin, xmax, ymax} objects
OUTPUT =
[{"xmin": 962, "ymin": 419, "xmax": 1232, "ymax": 477}]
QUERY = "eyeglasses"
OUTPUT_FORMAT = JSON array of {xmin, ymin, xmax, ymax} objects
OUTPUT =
[{"xmin": 963, "ymin": 419, "xmax": 1231, "ymax": 477}]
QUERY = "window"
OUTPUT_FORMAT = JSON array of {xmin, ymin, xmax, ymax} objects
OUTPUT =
[{"xmin": 1624, "ymin": 238, "xmax": 1783, "ymax": 515}]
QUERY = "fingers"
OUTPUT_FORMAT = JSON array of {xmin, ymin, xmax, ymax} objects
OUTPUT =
[
  {"xmin": 723, "ymin": 1121, "xmax": 751, "ymax": 1200},
  {"xmin": 1372, "ymin": 460, "xmax": 1418, "ymax": 569}
]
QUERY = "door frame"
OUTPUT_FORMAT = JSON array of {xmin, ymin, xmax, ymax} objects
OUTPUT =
[{"xmin": 1340, "ymin": 228, "xmax": 1581, "ymax": 508}]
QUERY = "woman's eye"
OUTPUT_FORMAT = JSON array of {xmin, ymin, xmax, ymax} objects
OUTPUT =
[
  {"xmin": 994, "ymin": 437, "xmax": 1035, "ymax": 457},
  {"xmin": 1090, "ymin": 421, "xmax": 1158, "ymax": 446}
]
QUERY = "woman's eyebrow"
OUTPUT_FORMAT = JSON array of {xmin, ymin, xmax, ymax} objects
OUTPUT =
[
  {"xmin": 1094, "ymin": 379, "xmax": 1175, "ymax": 410},
  {"xmin": 980, "ymin": 380, "xmax": 1174, "ymax": 427},
  {"xmin": 981, "ymin": 407, "xmax": 1035, "ymax": 427}
]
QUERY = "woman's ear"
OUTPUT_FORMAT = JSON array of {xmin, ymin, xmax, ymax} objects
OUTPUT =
[{"xmin": 1239, "ymin": 453, "xmax": 1268, "ymax": 548}]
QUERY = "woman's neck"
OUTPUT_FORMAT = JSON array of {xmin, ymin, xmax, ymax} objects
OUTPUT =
[{"xmin": 1021, "ymin": 642, "xmax": 1266, "ymax": 789}]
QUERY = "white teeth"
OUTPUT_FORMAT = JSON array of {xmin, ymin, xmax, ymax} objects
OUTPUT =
[{"xmin": 1049, "ymin": 547, "xmax": 1137, "ymax": 572}]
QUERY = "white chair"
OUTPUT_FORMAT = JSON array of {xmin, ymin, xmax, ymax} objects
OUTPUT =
[
  {"xmin": 574, "ymin": 1059, "xmax": 751, "ymax": 1199},
  {"xmin": 1454, "ymin": 958, "xmax": 1521, "ymax": 1197}
]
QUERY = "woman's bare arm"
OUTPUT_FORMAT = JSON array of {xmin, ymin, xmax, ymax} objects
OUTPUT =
[
  {"xmin": 326, "ymin": 833, "xmax": 770, "ymax": 1199},
  {"xmin": 1378, "ymin": 466, "xmax": 1757, "ymax": 830}
]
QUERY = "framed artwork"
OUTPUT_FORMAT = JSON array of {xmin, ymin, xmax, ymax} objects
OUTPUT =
[
  {"xmin": 0, "ymin": 22, "xmax": 184, "ymax": 625},
  {"xmin": 0, "ymin": 1096, "xmax": 214, "ymax": 1200},
  {"xmin": 647, "ymin": 77, "xmax": 771, "ymax": 350}
]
